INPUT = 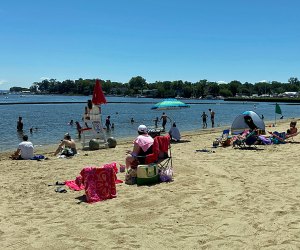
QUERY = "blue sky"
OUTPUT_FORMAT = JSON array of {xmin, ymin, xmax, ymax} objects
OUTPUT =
[{"xmin": 1, "ymin": 0, "xmax": 299, "ymax": 89}]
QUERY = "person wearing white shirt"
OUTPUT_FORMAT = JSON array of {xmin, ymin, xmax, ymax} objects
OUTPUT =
[
  {"xmin": 11, "ymin": 135, "xmax": 34, "ymax": 160},
  {"xmin": 169, "ymin": 122, "xmax": 181, "ymax": 142}
]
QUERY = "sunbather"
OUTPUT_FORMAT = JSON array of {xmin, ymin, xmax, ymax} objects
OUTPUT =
[
  {"xmin": 267, "ymin": 129, "xmax": 299, "ymax": 145},
  {"xmin": 287, "ymin": 121, "xmax": 297, "ymax": 135},
  {"xmin": 232, "ymin": 129, "xmax": 261, "ymax": 147},
  {"xmin": 54, "ymin": 133, "xmax": 77, "ymax": 156}
]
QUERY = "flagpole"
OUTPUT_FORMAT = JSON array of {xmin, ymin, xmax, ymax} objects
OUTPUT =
[{"xmin": 275, "ymin": 103, "xmax": 282, "ymax": 126}]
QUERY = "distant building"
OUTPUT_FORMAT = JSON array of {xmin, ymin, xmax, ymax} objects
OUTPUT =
[{"xmin": 279, "ymin": 92, "xmax": 299, "ymax": 98}]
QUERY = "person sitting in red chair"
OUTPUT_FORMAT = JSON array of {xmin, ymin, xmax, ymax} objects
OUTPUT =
[{"xmin": 125, "ymin": 125, "xmax": 154, "ymax": 169}]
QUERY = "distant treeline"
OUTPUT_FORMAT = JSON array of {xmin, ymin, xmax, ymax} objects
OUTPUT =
[{"xmin": 9, "ymin": 76, "xmax": 300, "ymax": 99}]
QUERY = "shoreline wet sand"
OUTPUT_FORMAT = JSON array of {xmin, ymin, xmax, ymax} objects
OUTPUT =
[{"xmin": 1, "ymin": 119, "xmax": 300, "ymax": 249}]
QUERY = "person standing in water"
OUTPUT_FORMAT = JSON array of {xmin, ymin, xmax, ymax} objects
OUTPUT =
[
  {"xmin": 17, "ymin": 116, "xmax": 24, "ymax": 132},
  {"xmin": 153, "ymin": 117, "xmax": 159, "ymax": 128},
  {"xmin": 105, "ymin": 116, "xmax": 111, "ymax": 130},
  {"xmin": 201, "ymin": 111, "xmax": 208, "ymax": 129},
  {"xmin": 208, "ymin": 109, "xmax": 215, "ymax": 128},
  {"xmin": 160, "ymin": 112, "xmax": 171, "ymax": 131}
]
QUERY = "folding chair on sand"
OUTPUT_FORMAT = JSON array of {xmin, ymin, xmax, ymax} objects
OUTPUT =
[
  {"xmin": 268, "ymin": 131, "xmax": 299, "ymax": 144},
  {"xmin": 214, "ymin": 129, "xmax": 231, "ymax": 147},
  {"xmin": 136, "ymin": 134, "xmax": 173, "ymax": 184},
  {"xmin": 233, "ymin": 130, "xmax": 260, "ymax": 149}
]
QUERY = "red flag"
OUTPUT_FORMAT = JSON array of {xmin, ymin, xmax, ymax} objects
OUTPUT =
[{"xmin": 92, "ymin": 79, "xmax": 107, "ymax": 105}]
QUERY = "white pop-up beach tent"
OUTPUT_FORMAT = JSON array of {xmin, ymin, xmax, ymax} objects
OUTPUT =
[{"xmin": 231, "ymin": 111, "xmax": 265, "ymax": 135}]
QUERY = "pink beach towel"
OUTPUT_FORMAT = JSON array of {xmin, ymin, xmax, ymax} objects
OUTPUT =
[
  {"xmin": 65, "ymin": 176, "xmax": 85, "ymax": 191},
  {"xmin": 80, "ymin": 167, "xmax": 117, "ymax": 203},
  {"xmin": 65, "ymin": 162, "xmax": 123, "ymax": 203}
]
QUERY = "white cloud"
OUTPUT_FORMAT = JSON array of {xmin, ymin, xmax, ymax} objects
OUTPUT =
[
  {"xmin": 0, "ymin": 80, "xmax": 8, "ymax": 85},
  {"xmin": 217, "ymin": 80, "xmax": 227, "ymax": 84},
  {"xmin": 259, "ymin": 80, "xmax": 268, "ymax": 83},
  {"xmin": 40, "ymin": 77, "xmax": 50, "ymax": 81}
]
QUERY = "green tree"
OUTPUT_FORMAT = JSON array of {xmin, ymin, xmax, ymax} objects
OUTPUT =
[
  {"xmin": 37, "ymin": 79, "xmax": 50, "ymax": 93},
  {"xmin": 228, "ymin": 80, "xmax": 242, "ymax": 96},
  {"xmin": 207, "ymin": 82, "xmax": 220, "ymax": 97},
  {"xmin": 194, "ymin": 79, "xmax": 208, "ymax": 98},
  {"xmin": 254, "ymin": 82, "xmax": 270, "ymax": 96},
  {"xmin": 288, "ymin": 77, "xmax": 300, "ymax": 85},
  {"xmin": 129, "ymin": 76, "xmax": 147, "ymax": 94},
  {"xmin": 182, "ymin": 82, "xmax": 193, "ymax": 98},
  {"xmin": 9, "ymin": 86, "xmax": 29, "ymax": 92}
]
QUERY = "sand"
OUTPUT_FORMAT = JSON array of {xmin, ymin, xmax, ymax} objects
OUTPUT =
[{"xmin": 1, "ymin": 120, "xmax": 300, "ymax": 249}]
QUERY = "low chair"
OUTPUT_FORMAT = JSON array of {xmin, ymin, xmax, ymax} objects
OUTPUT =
[
  {"xmin": 136, "ymin": 134, "xmax": 173, "ymax": 181},
  {"xmin": 268, "ymin": 130, "xmax": 299, "ymax": 144},
  {"xmin": 233, "ymin": 130, "xmax": 259, "ymax": 148},
  {"xmin": 214, "ymin": 129, "xmax": 231, "ymax": 147}
]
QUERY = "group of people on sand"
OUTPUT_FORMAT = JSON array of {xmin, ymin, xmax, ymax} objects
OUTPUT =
[
  {"xmin": 12, "ymin": 115, "xmax": 78, "ymax": 159},
  {"xmin": 11, "ymin": 132, "xmax": 78, "ymax": 160},
  {"xmin": 201, "ymin": 109, "xmax": 215, "ymax": 129},
  {"xmin": 223, "ymin": 117, "xmax": 299, "ymax": 148},
  {"xmin": 13, "ymin": 102, "xmax": 216, "ymax": 161},
  {"xmin": 11, "ymin": 122, "xmax": 179, "ymax": 162}
]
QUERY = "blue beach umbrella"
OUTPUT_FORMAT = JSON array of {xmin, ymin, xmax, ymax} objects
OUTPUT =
[{"xmin": 151, "ymin": 98, "xmax": 190, "ymax": 110}]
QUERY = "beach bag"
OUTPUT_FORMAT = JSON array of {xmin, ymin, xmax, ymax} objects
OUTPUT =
[
  {"xmin": 159, "ymin": 166, "xmax": 173, "ymax": 182},
  {"xmin": 221, "ymin": 136, "xmax": 232, "ymax": 147},
  {"xmin": 136, "ymin": 164, "xmax": 159, "ymax": 185},
  {"xmin": 125, "ymin": 168, "xmax": 137, "ymax": 185}
]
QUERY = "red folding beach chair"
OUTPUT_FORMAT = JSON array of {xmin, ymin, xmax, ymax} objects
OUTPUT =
[{"xmin": 137, "ymin": 134, "xmax": 172, "ymax": 171}]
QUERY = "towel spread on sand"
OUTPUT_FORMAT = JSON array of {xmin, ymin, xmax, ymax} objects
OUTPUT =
[{"xmin": 65, "ymin": 162, "xmax": 123, "ymax": 203}]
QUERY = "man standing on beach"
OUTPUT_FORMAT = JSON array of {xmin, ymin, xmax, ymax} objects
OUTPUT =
[{"xmin": 208, "ymin": 109, "xmax": 215, "ymax": 128}]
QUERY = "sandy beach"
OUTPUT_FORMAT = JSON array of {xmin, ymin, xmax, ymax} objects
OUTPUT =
[{"xmin": 1, "ymin": 120, "xmax": 300, "ymax": 249}]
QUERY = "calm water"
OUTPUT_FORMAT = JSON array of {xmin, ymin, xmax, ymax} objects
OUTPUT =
[{"xmin": 1, "ymin": 94, "xmax": 300, "ymax": 152}]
